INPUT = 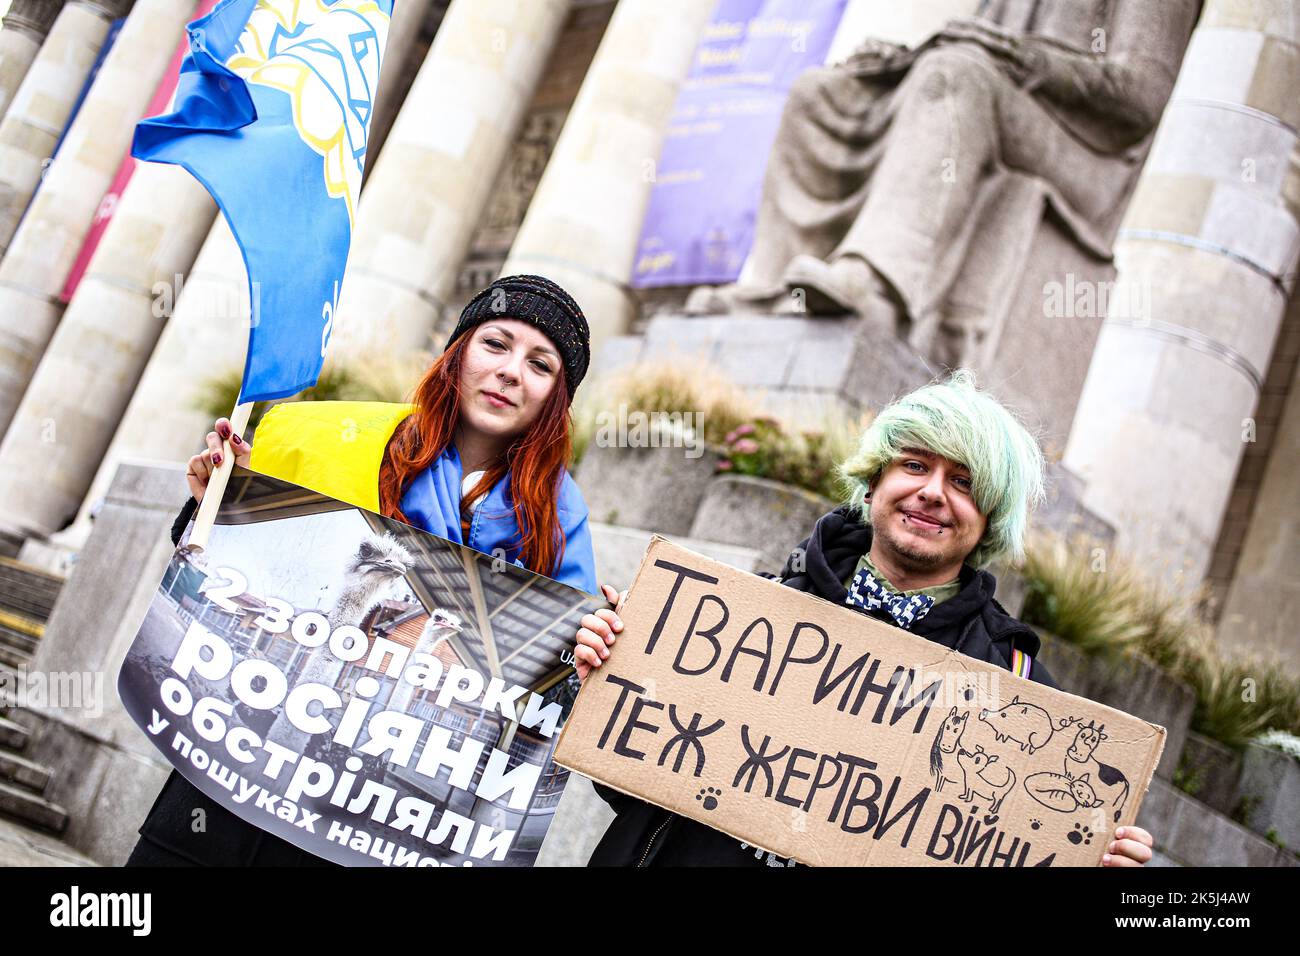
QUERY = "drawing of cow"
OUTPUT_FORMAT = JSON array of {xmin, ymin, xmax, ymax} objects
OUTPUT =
[{"xmin": 1065, "ymin": 720, "xmax": 1130, "ymax": 822}]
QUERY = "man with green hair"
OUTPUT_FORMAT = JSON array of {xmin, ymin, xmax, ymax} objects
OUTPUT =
[
  {"xmin": 815, "ymin": 366, "xmax": 1048, "ymax": 668},
  {"xmin": 574, "ymin": 370, "xmax": 1156, "ymax": 867}
]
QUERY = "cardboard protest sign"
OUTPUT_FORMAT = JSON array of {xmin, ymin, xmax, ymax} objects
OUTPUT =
[
  {"xmin": 556, "ymin": 537, "xmax": 1166, "ymax": 867},
  {"xmin": 119, "ymin": 466, "xmax": 604, "ymax": 867}
]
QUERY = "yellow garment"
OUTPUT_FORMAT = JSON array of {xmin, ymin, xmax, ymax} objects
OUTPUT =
[{"xmin": 248, "ymin": 401, "xmax": 415, "ymax": 513}]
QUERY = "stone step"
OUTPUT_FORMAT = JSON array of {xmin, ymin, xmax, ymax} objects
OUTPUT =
[
  {"xmin": 15, "ymin": 534, "xmax": 81, "ymax": 578},
  {"xmin": 0, "ymin": 815, "xmax": 99, "ymax": 867},
  {"xmin": 0, "ymin": 716, "xmax": 29, "ymax": 751},
  {"xmin": 1136, "ymin": 777, "xmax": 1298, "ymax": 867},
  {"xmin": 0, "ymin": 530, "xmax": 20, "ymax": 560},
  {"xmin": 0, "ymin": 778, "xmax": 67, "ymax": 834},
  {"xmin": 0, "ymin": 556, "xmax": 64, "ymax": 621},
  {"xmin": 0, "ymin": 643, "xmax": 30, "ymax": 670},
  {"xmin": 0, "ymin": 662, "xmax": 16, "ymax": 717},
  {"xmin": 0, "ymin": 748, "xmax": 51, "ymax": 794},
  {"xmin": 0, "ymin": 620, "xmax": 39, "ymax": 655}
]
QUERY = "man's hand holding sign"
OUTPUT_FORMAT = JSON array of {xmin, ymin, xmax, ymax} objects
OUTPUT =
[{"xmin": 562, "ymin": 539, "xmax": 1162, "ymax": 867}]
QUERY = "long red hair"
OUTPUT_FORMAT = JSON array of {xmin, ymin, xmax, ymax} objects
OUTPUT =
[{"xmin": 378, "ymin": 333, "xmax": 573, "ymax": 577}]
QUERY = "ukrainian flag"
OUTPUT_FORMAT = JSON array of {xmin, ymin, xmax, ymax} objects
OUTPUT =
[{"xmin": 133, "ymin": 0, "xmax": 393, "ymax": 402}]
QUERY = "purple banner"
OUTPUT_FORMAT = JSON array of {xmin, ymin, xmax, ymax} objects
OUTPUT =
[{"xmin": 632, "ymin": 0, "xmax": 847, "ymax": 288}]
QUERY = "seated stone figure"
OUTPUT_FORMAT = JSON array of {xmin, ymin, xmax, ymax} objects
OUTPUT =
[{"xmin": 688, "ymin": 0, "xmax": 1200, "ymax": 370}]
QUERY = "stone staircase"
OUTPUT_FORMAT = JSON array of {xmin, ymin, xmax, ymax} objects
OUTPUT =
[
  {"xmin": 0, "ymin": 711, "xmax": 68, "ymax": 834},
  {"xmin": 1137, "ymin": 777, "xmax": 1298, "ymax": 868},
  {"xmin": 0, "ymin": 556, "xmax": 71, "ymax": 836},
  {"xmin": 0, "ymin": 556, "xmax": 63, "ymax": 668}
]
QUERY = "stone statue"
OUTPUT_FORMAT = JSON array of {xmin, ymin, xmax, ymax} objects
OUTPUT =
[{"xmin": 687, "ymin": 0, "xmax": 1201, "ymax": 370}]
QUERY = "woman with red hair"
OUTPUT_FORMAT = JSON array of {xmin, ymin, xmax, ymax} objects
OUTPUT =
[
  {"xmin": 127, "ymin": 274, "xmax": 612, "ymax": 866},
  {"xmin": 183, "ymin": 273, "xmax": 599, "ymax": 591}
]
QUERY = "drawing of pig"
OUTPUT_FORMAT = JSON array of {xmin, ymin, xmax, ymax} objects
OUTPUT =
[
  {"xmin": 955, "ymin": 746, "xmax": 1016, "ymax": 814},
  {"xmin": 979, "ymin": 695, "xmax": 1054, "ymax": 754}
]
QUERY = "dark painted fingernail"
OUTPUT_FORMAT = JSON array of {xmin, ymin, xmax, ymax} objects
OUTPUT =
[
  {"xmin": 231, "ymin": 434, "xmax": 242, "ymax": 445},
  {"xmin": 213, "ymin": 453, "xmax": 222, "ymax": 465},
  {"xmin": 219, "ymin": 424, "xmax": 229, "ymax": 438}
]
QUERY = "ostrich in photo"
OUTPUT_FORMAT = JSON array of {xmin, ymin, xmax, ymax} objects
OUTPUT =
[
  {"xmin": 267, "ymin": 532, "xmax": 414, "ymax": 751},
  {"xmin": 324, "ymin": 535, "xmax": 415, "ymax": 629},
  {"xmin": 388, "ymin": 608, "xmax": 463, "ymax": 716}
]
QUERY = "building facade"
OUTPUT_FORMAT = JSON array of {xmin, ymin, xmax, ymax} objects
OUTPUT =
[{"xmin": 0, "ymin": 0, "xmax": 1296, "ymax": 865}]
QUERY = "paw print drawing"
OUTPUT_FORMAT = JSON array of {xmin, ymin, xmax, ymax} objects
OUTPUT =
[
  {"xmin": 1068, "ymin": 822, "xmax": 1093, "ymax": 846},
  {"xmin": 696, "ymin": 786, "xmax": 722, "ymax": 811},
  {"xmin": 1030, "ymin": 818, "xmax": 1041, "ymax": 830}
]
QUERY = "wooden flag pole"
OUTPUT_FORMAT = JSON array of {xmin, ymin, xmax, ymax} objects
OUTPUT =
[{"xmin": 186, "ymin": 400, "xmax": 254, "ymax": 552}]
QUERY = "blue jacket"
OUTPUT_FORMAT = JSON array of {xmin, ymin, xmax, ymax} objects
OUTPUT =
[{"xmin": 399, "ymin": 443, "xmax": 598, "ymax": 595}]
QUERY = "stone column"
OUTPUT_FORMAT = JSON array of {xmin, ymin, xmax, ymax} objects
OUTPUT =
[
  {"xmin": 0, "ymin": 1, "xmax": 193, "ymax": 439},
  {"xmin": 330, "ymin": 0, "xmax": 570, "ymax": 356},
  {"xmin": 1064, "ymin": 1, "xmax": 1300, "ymax": 587},
  {"xmin": 69, "ymin": 215, "xmax": 249, "ymax": 538},
  {"xmin": 0, "ymin": 160, "xmax": 216, "ymax": 541},
  {"xmin": 362, "ymin": 0, "xmax": 438, "ymax": 179},
  {"xmin": 0, "ymin": 0, "xmax": 127, "ymax": 253},
  {"xmin": 500, "ymin": 0, "xmax": 712, "ymax": 362},
  {"xmin": 0, "ymin": 0, "xmax": 64, "ymax": 118},
  {"xmin": 1215, "ymin": 308, "xmax": 1300, "ymax": 672}
]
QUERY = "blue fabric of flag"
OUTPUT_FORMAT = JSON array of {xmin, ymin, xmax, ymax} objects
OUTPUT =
[{"xmin": 132, "ymin": 0, "xmax": 393, "ymax": 402}]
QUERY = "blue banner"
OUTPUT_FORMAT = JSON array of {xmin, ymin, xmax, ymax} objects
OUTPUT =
[
  {"xmin": 631, "ymin": 0, "xmax": 846, "ymax": 288},
  {"xmin": 132, "ymin": 0, "xmax": 392, "ymax": 402}
]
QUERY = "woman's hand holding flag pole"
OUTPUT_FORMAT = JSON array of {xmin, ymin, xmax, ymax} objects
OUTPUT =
[{"xmin": 186, "ymin": 401, "xmax": 253, "ymax": 551}]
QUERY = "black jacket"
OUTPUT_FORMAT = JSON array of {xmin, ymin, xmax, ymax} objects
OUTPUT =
[
  {"xmin": 586, "ymin": 505, "xmax": 1058, "ymax": 867},
  {"xmin": 126, "ymin": 498, "xmax": 340, "ymax": 867}
]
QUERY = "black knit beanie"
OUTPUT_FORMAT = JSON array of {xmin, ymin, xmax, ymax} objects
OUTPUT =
[{"xmin": 445, "ymin": 274, "xmax": 591, "ymax": 396}]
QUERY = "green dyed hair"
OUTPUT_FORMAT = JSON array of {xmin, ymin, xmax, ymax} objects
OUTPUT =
[{"xmin": 837, "ymin": 369, "xmax": 1045, "ymax": 568}]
